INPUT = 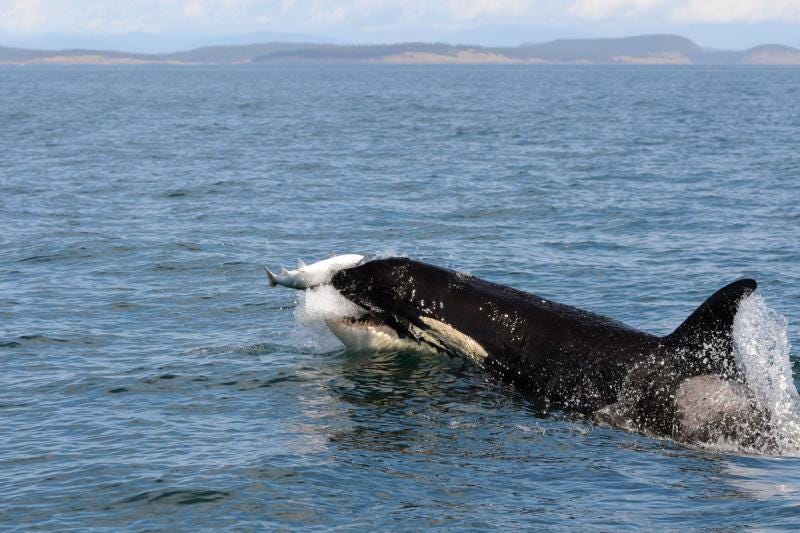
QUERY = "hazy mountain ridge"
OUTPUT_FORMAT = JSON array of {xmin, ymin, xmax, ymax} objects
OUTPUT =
[
  {"xmin": 2, "ymin": 34, "xmax": 800, "ymax": 65},
  {"xmin": 1, "ymin": 30, "xmax": 340, "ymax": 54},
  {"xmin": 513, "ymin": 35, "xmax": 703, "ymax": 62},
  {"xmin": 0, "ymin": 42, "xmax": 317, "ymax": 65}
]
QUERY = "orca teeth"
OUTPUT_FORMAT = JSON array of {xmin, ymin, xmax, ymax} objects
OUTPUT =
[{"xmin": 345, "ymin": 315, "xmax": 382, "ymax": 327}]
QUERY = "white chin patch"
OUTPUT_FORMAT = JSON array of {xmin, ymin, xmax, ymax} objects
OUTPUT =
[
  {"xmin": 326, "ymin": 315, "xmax": 489, "ymax": 362},
  {"xmin": 325, "ymin": 318, "xmax": 437, "ymax": 354}
]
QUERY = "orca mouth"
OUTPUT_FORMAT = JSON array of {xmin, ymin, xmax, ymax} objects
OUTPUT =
[
  {"xmin": 331, "ymin": 315, "xmax": 402, "ymax": 337},
  {"xmin": 324, "ymin": 313, "xmax": 439, "ymax": 355}
]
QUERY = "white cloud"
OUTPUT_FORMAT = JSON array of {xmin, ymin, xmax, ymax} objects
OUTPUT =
[
  {"xmin": 1, "ymin": 0, "xmax": 799, "ymax": 37},
  {"xmin": 570, "ymin": 0, "xmax": 800, "ymax": 23},
  {"xmin": 452, "ymin": 0, "xmax": 529, "ymax": 21},
  {"xmin": 0, "ymin": 0, "xmax": 45, "ymax": 32},
  {"xmin": 671, "ymin": 0, "xmax": 800, "ymax": 23},
  {"xmin": 0, "ymin": 0, "xmax": 551, "ymax": 35},
  {"xmin": 180, "ymin": 0, "xmax": 210, "ymax": 19},
  {"xmin": 571, "ymin": 0, "xmax": 666, "ymax": 20}
]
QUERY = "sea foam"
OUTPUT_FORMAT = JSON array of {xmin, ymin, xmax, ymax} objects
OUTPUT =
[{"xmin": 291, "ymin": 285, "xmax": 363, "ymax": 352}]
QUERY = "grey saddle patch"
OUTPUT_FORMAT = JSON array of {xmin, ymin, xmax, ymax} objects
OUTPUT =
[{"xmin": 675, "ymin": 375, "xmax": 773, "ymax": 449}]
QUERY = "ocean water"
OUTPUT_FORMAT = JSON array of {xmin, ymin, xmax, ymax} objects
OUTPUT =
[{"xmin": 1, "ymin": 64, "xmax": 799, "ymax": 530}]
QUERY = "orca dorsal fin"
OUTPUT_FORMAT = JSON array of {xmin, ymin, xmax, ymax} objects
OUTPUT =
[{"xmin": 664, "ymin": 279, "xmax": 757, "ymax": 375}]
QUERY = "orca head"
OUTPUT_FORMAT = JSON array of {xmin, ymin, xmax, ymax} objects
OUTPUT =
[
  {"xmin": 330, "ymin": 257, "xmax": 447, "ymax": 324},
  {"xmin": 321, "ymin": 258, "xmax": 426, "ymax": 352},
  {"xmin": 329, "ymin": 258, "xmax": 483, "ymax": 359}
]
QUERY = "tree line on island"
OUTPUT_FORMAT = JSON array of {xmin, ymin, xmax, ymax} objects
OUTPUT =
[{"xmin": 2, "ymin": 34, "xmax": 799, "ymax": 65}]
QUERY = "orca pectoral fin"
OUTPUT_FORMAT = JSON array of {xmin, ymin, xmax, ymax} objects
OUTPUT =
[{"xmin": 664, "ymin": 278, "xmax": 757, "ymax": 374}]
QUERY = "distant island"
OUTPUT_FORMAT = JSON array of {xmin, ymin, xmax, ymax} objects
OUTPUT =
[{"xmin": 2, "ymin": 34, "xmax": 800, "ymax": 66}]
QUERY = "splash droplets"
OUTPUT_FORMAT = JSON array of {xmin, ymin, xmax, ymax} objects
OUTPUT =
[
  {"xmin": 292, "ymin": 285, "xmax": 364, "ymax": 352},
  {"xmin": 734, "ymin": 294, "xmax": 800, "ymax": 454}
]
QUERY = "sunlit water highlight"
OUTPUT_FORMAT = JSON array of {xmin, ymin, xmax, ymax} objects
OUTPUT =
[{"xmin": 2, "ymin": 65, "xmax": 799, "ymax": 530}]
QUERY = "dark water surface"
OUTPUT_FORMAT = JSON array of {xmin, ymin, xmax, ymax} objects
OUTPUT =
[{"xmin": 2, "ymin": 65, "xmax": 800, "ymax": 530}]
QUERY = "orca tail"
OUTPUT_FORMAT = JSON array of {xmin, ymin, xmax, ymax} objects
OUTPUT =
[{"xmin": 664, "ymin": 278, "xmax": 757, "ymax": 376}]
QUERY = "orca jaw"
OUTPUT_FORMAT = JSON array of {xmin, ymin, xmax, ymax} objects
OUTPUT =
[
  {"xmin": 325, "ymin": 315, "xmax": 438, "ymax": 354},
  {"xmin": 325, "ymin": 308, "xmax": 489, "ymax": 365}
]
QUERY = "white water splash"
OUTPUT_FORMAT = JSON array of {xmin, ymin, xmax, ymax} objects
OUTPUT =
[
  {"xmin": 290, "ymin": 285, "xmax": 363, "ymax": 352},
  {"xmin": 734, "ymin": 294, "xmax": 800, "ymax": 454},
  {"xmin": 371, "ymin": 248, "xmax": 401, "ymax": 259}
]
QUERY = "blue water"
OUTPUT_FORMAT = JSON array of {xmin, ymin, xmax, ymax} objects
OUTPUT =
[{"xmin": 2, "ymin": 65, "xmax": 800, "ymax": 530}]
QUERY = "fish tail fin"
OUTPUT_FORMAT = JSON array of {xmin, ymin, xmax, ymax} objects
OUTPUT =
[{"xmin": 263, "ymin": 267, "xmax": 278, "ymax": 287}]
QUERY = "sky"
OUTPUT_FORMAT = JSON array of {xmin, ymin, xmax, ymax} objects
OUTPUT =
[{"xmin": 1, "ymin": 0, "xmax": 800, "ymax": 50}]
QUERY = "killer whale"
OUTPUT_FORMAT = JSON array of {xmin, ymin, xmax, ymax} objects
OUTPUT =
[{"xmin": 268, "ymin": 256, "xmax": 772, "ymax": 447}]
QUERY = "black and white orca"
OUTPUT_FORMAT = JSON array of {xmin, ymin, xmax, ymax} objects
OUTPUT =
[{"xmin": 267, "ymin": 255, "xmax": 772, "ymax": 448}]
